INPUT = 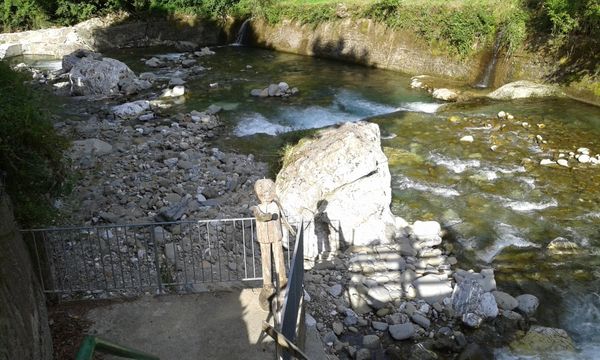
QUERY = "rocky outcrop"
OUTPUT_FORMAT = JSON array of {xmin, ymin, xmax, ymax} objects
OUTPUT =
[
  {"xmin": 487, "ymin": 80, "xmax": 564, "ymax": 100},
  {"xmin": 0, "ymin": 190, "xmax": 53, "ymax": 360},
  {"xmin": 275, "ymin": 122, "xmax": 397, "ymax": 262},
  {"xmin": 0, "ymin": 15, "xmax": 223, "ymax": 60}
]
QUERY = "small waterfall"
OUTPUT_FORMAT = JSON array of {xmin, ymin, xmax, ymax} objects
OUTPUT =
[
  {"xmin": 232, "ymin": 19, "xmax": 251, "ymax": 46},
  {"xmin": 474, "ymin": 29, "xmax": 505, "ymax": 89}
]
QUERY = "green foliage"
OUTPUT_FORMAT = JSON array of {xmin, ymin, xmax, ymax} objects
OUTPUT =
[
  {"xmin": 541, "ymin": 0, "xmax": 600, "ymax": 37},
  {"xmin": 0, "ymin": 63, "xmax": 69, "ymax": 227},
  {"xmin": 1, "ymin": 0, "xmax": 49, "ymax": 32}
]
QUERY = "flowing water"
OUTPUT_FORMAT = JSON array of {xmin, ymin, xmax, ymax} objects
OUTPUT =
[{"xmin": 15, "ymin": 46, "xmax": 600, "ymax": 357}]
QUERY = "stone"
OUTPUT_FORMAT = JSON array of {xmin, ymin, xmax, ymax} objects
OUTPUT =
[
  {"xmin": 71, "ymin": 138, "xmax": 113, "ymax": 157},
  {"xmin": 452, "ymin": 278, "xmax": 498, "ymax": 322},
  {"xmin": 305, "ymin": 313, "xmax": 317, "ymax": 328},
  {"xmin": 363, "ymin": 334, "xmax": 380, "ymax": 349},
  {"xmin": 460, "ymin": 135, "xmax": 474, "ymax": 143},
  {"xmin": 462, "ymin": 313, "xmax": 483, "ymax": 328},
  {"xmin": 278, "ymin": 82, "xmax": 290, "ymax": 92},
  {"xmin": 276, "ymin": 122, "xmax": 396, "ymax": 264},
  {"xmin": 69, "ymin": 55, "xmax": 138, "ymax": 96},
  {"xmin": 267, "ymin": 84, "xmax": 280, "ymax": 96},
  {"xmin": 509, "ymin": 326, "xmax": 575, "ymax": 355},
  {"xmin": 162, "ymin": 86, "xmax": 185, "ymax": 98},
  {"xmin": 62, "ymin": 49, "xmax": 101, "ymax": 72},
  {"xmin": 547, "ymin": 237, "xmax": 579, "ymax": 253},
  {"xmin": 112, "ymin": 100, "xmax": 150, "ymax": 118},
  {"xmin": 557, "ymin": 158, "xmax": 569, "ymax": 167},
  {"xmin": 480, "ymin": 292, "xmax": 498, "ymax": 318},
  {"xmin": 539, "ymin": 159, "xmax": 556, "ymax": 166},
  {"xmin": 355, "ymin": 348, "xmax": 371, "ymax": 360},
  {"xmin": 411, "ymin": 313, "xmax": 430, "ymax": 329},
  {"xmin": 487, "ymin": 81, "xmax": 563, "ymax": 100},
  {"xmin": 389, "ymin": 323, "xmax": 415, "ymax": 341},
  {"xmin": 328, "ymin": 284, "xmax": 343, "ymax": 297},
  {"xmin": 492, "ymin": 291, "xmax": 518, "ymax": 311},
  {"xmin": 372, "ymin": 321, "xmax": 388, "ymax": 331},
  {"xmin": 432, "ymin": 88, "xmax": 458, "ymax": 101},
  {"xmin": 344, "ymin": 309, "xmax": 359, "ymax": 326},
  {"xmin": 250, "ymin": 89, "xmax": 263, "ymax": 97},
  {"xmin": 411, "ymin": 221, "xmax": 441, "ymax": 241},
  {"xmin": 578, "ymin": 154, "xmax": 591, "ymax": 163},
  {"xmin": 497, "ymin": 111, "xmax": 507, "ymax": 118},
  {"xmin": 333, "ymin": 321, "xmax": 344, "ymax": 335},
  {"xmin": 145, "ymin": 57, "xmax": 163, "ymax": 67},
  {"xmin": 155, "ymin": 198, "xmax": 191, "ymax": 222},
  {"xmin": 164, "ymin": 242, "xmax": 176, "ymax": 264},
  {"xmin": 169, "ymin": 77, "xmax": 186, "ymax": 86},
  {"xmin": 322, "ymin": 331, "xmax": 338, "ymax": 346},
  {"xmin": 412, "ymin": 274, "xmax": 453, "ymax": 304},
  {"xmin": 515, "ymin": 294, "xmax": 539, "ymax": 316},
  {"xmin": 366, "ymin": 286, "xmax": 392, "ymax": 309}
]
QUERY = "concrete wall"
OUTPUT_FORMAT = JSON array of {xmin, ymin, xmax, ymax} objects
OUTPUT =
[{"xmin": 0, "ymin": 190, "xmax": 53, "ymax": 360}]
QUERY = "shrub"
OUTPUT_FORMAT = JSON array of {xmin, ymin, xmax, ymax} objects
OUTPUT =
[{"xmin": 0, "ymin": 63, "xmax": 69, "ymax": 227}]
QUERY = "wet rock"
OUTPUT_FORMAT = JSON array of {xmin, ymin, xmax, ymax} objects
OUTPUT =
[
  {"xmin": 487, "ymin": 81, "xmax": 563, "ymax": 100},
  {"xmin": 515, "ymin": 294, "xmax": 539, "ymax": 316},
  {"xmin": 509, "ymin": 326, "xmax": 575, "ymax": 355},
  {"xmin": 547, "ymin": 237, "xmax": 579, "ymax": 254},
  {"xmin": 460, "ymin": 135, "xmax": 474, "ymax": 143},
  {"xmin": 432, "ymin": 88, "xmax": 458, "ymax": 102},
  {"xmin": 162, "ymin": 85, "xmax": 185, "ymax": 98},
  {"xmin": 389, "ymin": 323, "xmax": 415, "ymax": 340},
  {"xmin": 145, "ymin": 57, "xmax": 163, "ymax": 67}
]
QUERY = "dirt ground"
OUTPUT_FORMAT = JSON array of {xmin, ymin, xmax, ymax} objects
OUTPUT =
[{"xmin": 74, "ymin": 289, "xmax": 275, "ymax": 360}]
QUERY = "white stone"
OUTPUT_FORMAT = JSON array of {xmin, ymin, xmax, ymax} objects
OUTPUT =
[
  {"xmin": 411, "ymin": 221, "xmax": 441, "ymax": 241},
  {"xmin": 516, "ymin": 294, "xmax": 539, "ymax": 316},
  {"xmin": 162, "ymin": 85, "xmax": 185, "ymax": 98},
  {"xmin": 577, "ymin": 147, "xmax": 590, "ymax": 155},
  {"xmin": 432, "ymin": 88, "xmax": 458, "ymax": 101},
  {"xmin": 540, "ymin": 159, "xmax": 556, "ymax": 166},
  {"xmin": 412, "ymin": 274, "xmax": 453, "ymax": 304},
  {"xmin": 276, "ymin": 122, "xmax": 396, "ymax": 264},
  {"xmin": 578, "ymin": 154, "xmax": 591, "ymax": 163},
  {"xmin": 557, "ymin": 159, "xmax": 569, "ymax": 167},
  {"xmin": 480, "ymin": 292, "xmax": 499, "ymax": 318},
  {"xmin": 112, "ymin": 100, "xmax": 150, "ymax": 118},
  {"xmin": 497, "ymin": 111, "xmax": 507, "ymax": 118},
  {"xmin": 460, "ymin": 135, "xmax": 474, "ymax": 142}
]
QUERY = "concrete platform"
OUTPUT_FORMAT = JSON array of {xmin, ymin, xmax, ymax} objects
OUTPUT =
[{"xmin": 85, "ymin": 289, "xmax": 275, "ymax": 360}]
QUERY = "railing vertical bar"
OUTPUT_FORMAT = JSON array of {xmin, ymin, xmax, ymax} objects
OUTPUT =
[
  {"xmin": 128, "ymin": 226, "xmax": 142, "ymax": 291},
  {"xmin": 189, "ymin": 223, "xmax": 197, "ymax": 283},
  {"xmin": 143, "ymin": 227, "xmax": 152, "ymax": 289},
  {"xmin": 105, "ymin": 228, "xmax": 118, "ymax": 290},
  {"xmin": 114, "ymin": 226, "xmax": 127, "ymax": 289},
  {"xmin": 250, "ymin": 220, "xmax": 257, "ymax": 279},
  {"xmin": 171, "ymin": 227, "xmax": 181, "ymax": 286},
  {"xmin": 81, "ymin": 229, "xmax": 92, "ymax": 291},
  {"xmin": 124, "ymin": 226, "xmax": 136, "ymax": 290},
  {"xmin": 59, "ymin": 230, "xmax": 73, "ymax": 293},
  {"xmin": 31, "ymin": 231, "xmax": 46, "ymax": 292},
  {"xmin": 209, "ymin": 222, "xmax": 214, "ymax": 282},
  {"xmin": 180, "ymin": 227, "xmax": 189, "ymax": 288},
  {"xmin": 198, "ymin": 224, "xmax": 205, "ymax": 283},
  {"xmin": 69, "ymin": 230, "xmax": 83, "ymax": 291},
  {"xmin": 217, "ymin": 223, "xmax": 223, "ymax": 282},
  {"xmin": 150, "ymin": 226, "xmax": 162, "ymax": 294},
  {"xmin": 230, "ymin": 221, "xmax": 235, "ymax": 281},
  {"xmin": 42, "ymin": 231, "xmax": 58, "ymax": 293},
  {"xmin": 242, "ymin": 219, "xmax": 248, "ymax": 280},
  {"xmin": 95, "ymin": 228, "xmax": 109, "ymax": 291}
]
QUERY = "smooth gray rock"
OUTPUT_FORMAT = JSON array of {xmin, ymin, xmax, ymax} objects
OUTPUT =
[
  {"xmin": 389, "ymin": 323, "xmax": 415, "ymax": 341},
  {"xmin": 362, "ymin": 334, "xmax": 380, "ymax": 349},
  {"xmin": 411, "ymin": 313, "xmax": 430, "ymax": 329},
  {"xmin": 69, "ymin": 56, "xmax": 137, "ymax": 96},
  {"xmin": 328, "ymin": 284, "xmax": 343, "ymax": 297},
  {"xmin": 516, "ymin": 294, "xmax": 539, "ymax": 316},
  {"xmin": 112, "ymin": 100, "xmax": 150, "ymax": 118},
  {"xmin": 487, "ymin": 80, "xmax": 563, "ymax": 100},
  {"xmin": 72, "ymin": 138, "xmax": 113, "ymax": 157},
  {"xmin": 493, "ymin": 291, "xmax": 518, "ymax": 311},
  {"xmin": 372, "ymin": 321, "xmax": 388, "ymax": 331}
]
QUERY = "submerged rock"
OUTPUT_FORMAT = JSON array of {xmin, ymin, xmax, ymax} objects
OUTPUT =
[
  {"xmin": 487, "ymin": 81, "xmax": 563, "ymax": 100},
  {"xmin": 509, "ymin": 326, "xmax": 576, "ymax": 355}
]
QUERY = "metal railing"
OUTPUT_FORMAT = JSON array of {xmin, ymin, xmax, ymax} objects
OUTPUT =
[
  {"xmin": 22, "ymin": 218, "xmax": 296, "ymax": 299},
  {"xmin": 278, "ymin": 221, "xmax": 306, "ymax": 360}
]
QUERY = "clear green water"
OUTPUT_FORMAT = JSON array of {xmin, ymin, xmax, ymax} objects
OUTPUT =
[{"xmin": 20, "ymin": 46, "xmax": 600, "ymax": 357}]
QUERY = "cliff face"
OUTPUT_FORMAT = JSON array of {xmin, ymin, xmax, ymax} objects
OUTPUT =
[{"xmin": 0, "ymin": 190, "xmax": 53, "ymax": 360}]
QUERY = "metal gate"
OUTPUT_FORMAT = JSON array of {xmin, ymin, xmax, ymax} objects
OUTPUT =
[{"xmin": 22, "ymin": 218, "xmax": 295, "ymax": 299}]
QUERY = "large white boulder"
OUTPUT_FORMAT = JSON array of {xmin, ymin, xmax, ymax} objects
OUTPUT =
[
  {"xmin": 276, "ymin": 122, "xmax": 396, "ymax": 264},
  {"xmin": 487, "ymin": 80, "xmax": 563, "ymax": 100}
]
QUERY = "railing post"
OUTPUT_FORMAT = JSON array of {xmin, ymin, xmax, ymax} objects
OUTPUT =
[{"xmin": 150, "ymin": 228, "xmax": 162, "ymax": 294}]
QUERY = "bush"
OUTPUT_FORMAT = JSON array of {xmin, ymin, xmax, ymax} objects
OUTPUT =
[{"xmin": 0, "ymin": 63, "xmax": 69, "ymax": 227}]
